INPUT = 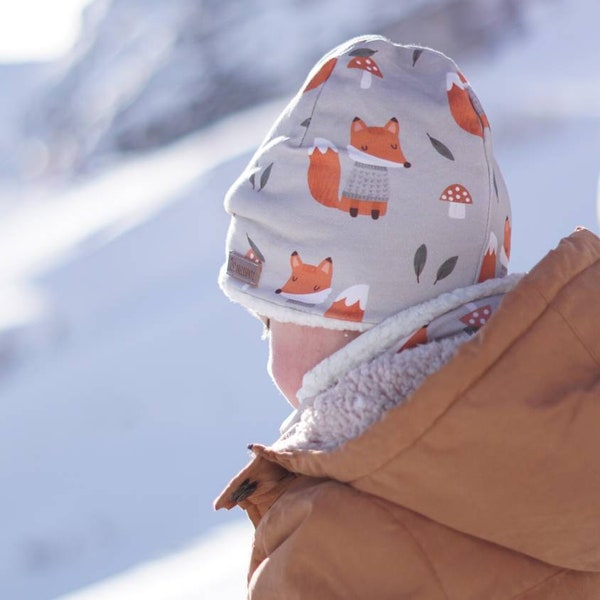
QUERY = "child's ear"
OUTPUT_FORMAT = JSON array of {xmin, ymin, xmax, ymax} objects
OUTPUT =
[
  {"xmin": 385, "ymin": 117, "xmax": 399, "ymax": 135},
  {"xmin": 317, "ymin": 257, "xmax": 333, "ymax": 276},
  {"xmin": 290, "ymin": 251, "xmax": 302, "ymax": 269},
  {"xmin": 352, "ymin": 117, "xmax": 366, "ymax": 132}
]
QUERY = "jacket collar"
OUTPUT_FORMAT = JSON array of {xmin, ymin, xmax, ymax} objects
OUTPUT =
[{"xmin": 217, "ymin": 229, "xmax": 600, "ymax": 573}]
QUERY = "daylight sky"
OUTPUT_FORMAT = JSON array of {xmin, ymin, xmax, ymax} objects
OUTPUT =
[{"xmin": 0, "ymin": 0, "xmax": 91, "ymax": 62}]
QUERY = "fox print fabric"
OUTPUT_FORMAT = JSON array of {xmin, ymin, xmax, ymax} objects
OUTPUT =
[
  {"xmin": 308, "ymin": 117, "xmax": 411, "ymax": 220},
  {"xmin": 219, "ymin": 36, "xmax": 511, "ymax": 330},
  {"xmin": 275, "ymin": 252, "xmax": 334, "ymax": 305}
]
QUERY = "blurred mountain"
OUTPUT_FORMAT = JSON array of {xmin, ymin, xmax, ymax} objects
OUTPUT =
[
  {"xmin": 20, "ymin": 0, "xmax": 526, "ymax": 178},
  {"xmin": 0, "ymin": 62, "xmax": 52, "ymax": 181}
]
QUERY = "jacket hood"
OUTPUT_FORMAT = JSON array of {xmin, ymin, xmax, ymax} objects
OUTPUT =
[{"xmin": 217, "ymin": 229, "xmax": 600, "ymax": 573}]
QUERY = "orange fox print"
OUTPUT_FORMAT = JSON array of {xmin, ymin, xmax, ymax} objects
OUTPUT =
[
  {"xmin": 303, "ymin": 57, "xmax": 338, "ymax": 93},
  {"xmin": 324, "ymin": 284, "xmax": 369, "ymax": 323},
  {"xmin": 307, "ymin": 117, "xmax": 411, "ymax": 220},
  {"xmin": 446, "ymin": 71, "xmax": 489, "ymax": 137},
  {"xmin": 275, "ymin": 251, "xmax": 333, "ymax": 304},
  {"xmin": 397, "ymin": 325, "xmax": 429, "ymax": 353},
  {"xmin": 478, "ymin": 232, "xmax": 498, "ymax": 283}
]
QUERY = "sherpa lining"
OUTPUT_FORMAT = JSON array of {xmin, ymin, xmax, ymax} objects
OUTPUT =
[
  {"xmin": 298, "ymin": 274, "xmax": 523, "ymax": 402},
  {"xmin": 274, "ymin": 332, "xmax": 468, "ymax": 452},
  {"xmin": 275, "ymin": 275, "xmax": 524, "ymax": 452}
]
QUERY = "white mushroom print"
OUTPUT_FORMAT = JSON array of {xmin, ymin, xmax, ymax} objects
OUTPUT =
[
  {"xmin": 439, "ymin": 183, "xmax": 472, "ymax": 219},
  {"xmin": 347, "ymin": 49, "xmax": 383, "ymax": 89}
]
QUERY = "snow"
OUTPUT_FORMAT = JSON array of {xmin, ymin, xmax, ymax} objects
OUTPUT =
[
  {"xmin": 0, "ymin": 61, "xmax": 51, "ymax": 179},
  {"xmin": 0, "ymin": 283, "xmax": 48, "ymax": 332},
  {"xmin": 0, "ymin": 100, "xmax": 289, "ymax": 600},
  {"xmin": 0, "ymin": 99, "xmax": 285, "ymax": 281},
  {"xmin": 0, "ymin": 1, "xmax": 598, "ymax": 599},
  {"xmin": 57, "ymin": 520, "xmax": 254, "ymax": 600},
  {"xmin": 0, "ymin": 282, "xmax": 57, "ymax": 373}
]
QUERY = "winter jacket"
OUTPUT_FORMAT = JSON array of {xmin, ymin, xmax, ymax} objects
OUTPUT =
[{"xmin": 215, "ymin": 229, "xmax": 600, "ymax": 599}]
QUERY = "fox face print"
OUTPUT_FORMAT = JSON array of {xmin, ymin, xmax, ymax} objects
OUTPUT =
[{"xmin": 275, "ymin": 251, "xmax": 333, "ymax": 305}]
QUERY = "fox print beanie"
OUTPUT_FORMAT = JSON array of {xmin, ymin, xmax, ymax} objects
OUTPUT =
[{"xmin": 219, "ymin": 35, "xmax": 511, "ymax": 331}]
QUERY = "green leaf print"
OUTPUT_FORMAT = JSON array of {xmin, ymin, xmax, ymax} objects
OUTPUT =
[
  {"xmin": 412, "ymin": 48, "xmax": 424, "ymax": 67},
  {"xmin": 427, "ymin": 134, "xmax": 454, "ymax": 161},
  {"xmin": 434, "ymin": 256, "xmax": 458, "ymax": 284},
  {"xmin": 414, "ymin": 244, "xmax": 427, "ymax": 283},
  {"xmin": 349, "ymin": 48, "xmax": 377, "ymax": 58},
  {"xmin": 258, "ymin": 163, "xmax": 274, "ymax": 191},
  {"xmin": 248, "ymin": 166, "xmax": 261, "ymax": 190},
  {"xmin": 493, "ymin": 171, "xmax": 499, "ymax": 201}
]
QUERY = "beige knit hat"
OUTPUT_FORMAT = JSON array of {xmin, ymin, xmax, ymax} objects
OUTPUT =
[{"xmin": 219, "ymin": 35, "xmax": 511, "ymax": 331}]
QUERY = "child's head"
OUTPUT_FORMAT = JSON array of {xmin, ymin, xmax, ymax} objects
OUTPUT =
[{"xmin": 219, "ymin": 36, "xmax": 511, "ymax": 401}]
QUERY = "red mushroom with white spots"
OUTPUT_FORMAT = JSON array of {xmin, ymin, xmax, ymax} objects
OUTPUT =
[
  {"xmin": 245, "ymin": 248, "xmax": 262, "ymax": 264},
  {"xmin": 440, "ymin": 183, "xmax": 473, "ymax": 219},
  {"xmin": 347, "ymin": 49, "xmax": 383, "ymax": 89},
  {"xmin": 459, "ymin": 303, "xmax": 493, "ymax": 331}
]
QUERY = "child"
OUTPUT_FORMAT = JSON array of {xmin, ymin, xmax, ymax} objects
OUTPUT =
[{"xmin": 215, "ymin": 36, "xmax": 600, "ymax": 599}]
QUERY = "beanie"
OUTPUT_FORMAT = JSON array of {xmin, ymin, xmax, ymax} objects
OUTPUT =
[{"xmin": 219, "ymin": 35, "xmax": 511, "ymax": 331}]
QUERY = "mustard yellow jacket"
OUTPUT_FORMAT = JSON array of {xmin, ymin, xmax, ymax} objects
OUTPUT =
[{"xmin": 216, "ymin": 229, "xmax": 600, "ymax": 599}]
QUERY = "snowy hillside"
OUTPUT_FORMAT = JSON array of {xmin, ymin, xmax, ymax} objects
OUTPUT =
[
  {"xmin": 0, "ymin": 102, "xmax": 289, "ymax": 600},
  {"xmin": 57, "ymin": 520, "xmax": 254, "ymax": 600},
  {"xmin": 0, "ymin": 1, "xmax": 598, "ymax": 599}
]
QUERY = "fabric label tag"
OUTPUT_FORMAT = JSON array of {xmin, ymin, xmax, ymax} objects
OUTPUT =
[{"xmin": 227, "ymin": 251, "xmax": 262, "ymax": 286}]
